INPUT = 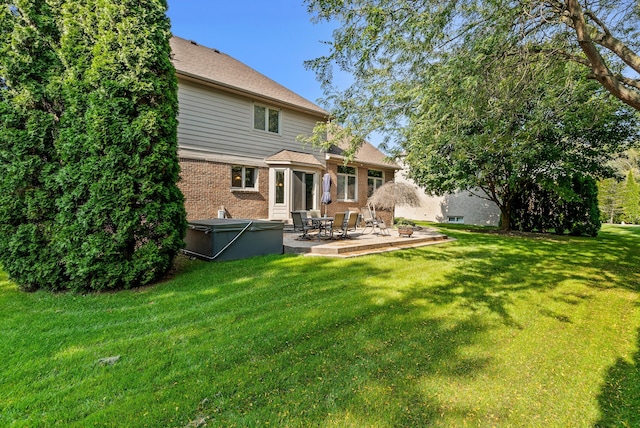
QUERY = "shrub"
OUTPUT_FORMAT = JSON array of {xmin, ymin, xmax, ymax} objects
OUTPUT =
[
  {"xmin": 511, "ymin": 174, "xmax": 601, "ymax": 237},
  {"xmin": 394, "ymin": 217, "xmax": 416, "ymax": 227}
]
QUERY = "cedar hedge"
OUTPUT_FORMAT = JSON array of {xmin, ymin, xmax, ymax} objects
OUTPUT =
[{"xmin": 0, "ymin": 0, "xmax": 186, "ymax": 292}]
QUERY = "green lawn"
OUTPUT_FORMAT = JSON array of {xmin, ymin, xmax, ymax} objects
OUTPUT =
[{"xmin": 1, "ymin": 224, "xmax": 639, "ymax": 427}]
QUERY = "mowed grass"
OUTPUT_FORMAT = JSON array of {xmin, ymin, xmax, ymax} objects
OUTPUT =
[{"xmin": 1, "ymin": 224, "xmax": 639, "ymax": 427}]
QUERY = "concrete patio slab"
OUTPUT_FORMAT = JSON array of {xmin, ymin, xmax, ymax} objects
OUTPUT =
[{"xmin": 283, "ymin": 227, "xmax": 454, "ymax": 258}]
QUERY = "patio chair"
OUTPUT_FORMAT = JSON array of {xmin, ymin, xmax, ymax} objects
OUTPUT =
[
  {"xmin": 291, "ymin": 211, "xmax": 317, "ymax": 240},
  {"xmin": 346, "ymin": 207, "xmax": 362, "ymax": 228},
  {"xmin": 360, "ymin": 206, "xmax": 377, "ymax": 234},
  {"xmin": 342, "ymin": 211, "xmax": 359, "ymax": 239},
  {"xmin": 362, "ymin": 204, "xmax": 390, "ymax": 236},
  {"xmin": 309, "ymin": 209, "xmax": 321, "ymax": 218},
  {"xmin": 371, "ymin": 203, "xmax": 391, "ymax": 236},
  {"xmin": 329, "ymin": 212, "xmax": 347, "ymax": 239},
  {"xmin": 301, "ymin": 211, "xmax": 322, "ymax": 233},
  {"xmin": 376, "ymin": 216, "xmax": 390, "ymax": 236}
]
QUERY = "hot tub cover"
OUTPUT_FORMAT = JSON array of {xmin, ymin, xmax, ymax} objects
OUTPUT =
[
  {"xmin": 184, "ymin": 219, "xmax": 284, "ymax": 261},
  {"xmin": 188, "ymin": 219, "xmax": 284, "ymax": 232}
]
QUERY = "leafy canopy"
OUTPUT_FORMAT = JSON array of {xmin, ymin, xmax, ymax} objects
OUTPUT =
[
  {"xmin": 402, "ymin": 34, "xmax": 638, "ymax": 229},
  {"xmin": 304, "ymin": 0, "xmax": 640, "ymax": 155}
]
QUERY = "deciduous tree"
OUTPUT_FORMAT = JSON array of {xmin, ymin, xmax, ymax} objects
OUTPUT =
[
  {"xmin": 401, "ymin": 37, "xmax": 636, "ymax": 230},
  {"xmin": 305, "ymin": 0, "xmax": 640, "ymax": 152},
  {"xmin": 304, "ymin": 0, "xmax": 640, "ymax": 232},
  {"xmin": 598, "ymin": 149, "xmax": 640, "ymax": 223},
  {"xmin": 598, "ymin": 178, "xmax": 625, "ymax": 223}
]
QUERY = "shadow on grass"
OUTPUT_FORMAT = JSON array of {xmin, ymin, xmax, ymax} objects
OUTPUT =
[
  {"xmin": 595, "ymin": 326, "xmax": 640, "ymax": 427},
  {"xmin": 0, "ymin": 250, "xmax": 499, "ymax": 426},
  {"xmin": 384, "ymin": 224, "xmax": 640, "ymax": 328},
  {"xmin": 154, "ymin": 255, "xmax": 494, "ymax": 425},
  {"xmin": 1, "ymin": 225, "xmax": 639, "ymax": 426}
]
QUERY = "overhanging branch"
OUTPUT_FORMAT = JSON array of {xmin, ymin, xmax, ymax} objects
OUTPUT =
[{"xmin": 564, "ymin": 0, "xmax": 640, "ymax": 110}]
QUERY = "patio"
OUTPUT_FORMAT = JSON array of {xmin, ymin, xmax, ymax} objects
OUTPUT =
[{"xmin": 283, "ymin": 226, "xmax": 453, "ymax": 257}]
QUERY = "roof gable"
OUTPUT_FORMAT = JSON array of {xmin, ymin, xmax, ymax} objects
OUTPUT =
[
  {"xmin": 170, "ymin": 36, "xmax": 327, "ymax": 118},
  {"xmin": 328, "ymin": 140, "xmax": 400, "ymax": 170},
  {"xmin": 265, "ymin": 150, "xmax": 325, "ymax": 168}
]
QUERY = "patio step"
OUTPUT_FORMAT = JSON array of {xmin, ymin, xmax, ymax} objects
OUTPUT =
[{"xmin": 308, "ymin": 233, "xmax": 451, "ymax": 256}]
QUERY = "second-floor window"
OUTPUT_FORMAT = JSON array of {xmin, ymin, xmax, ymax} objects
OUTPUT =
[
  {"xmin": 337, "ymin": 165, "xmax": 357, "ymax": 201},
  {"xmin": 232, "ymin": 166, "xmax": 256, "ymax": 190},
  {"xmin": 254, "ymin": 104, "xmax": 280, "ymax": 134}
]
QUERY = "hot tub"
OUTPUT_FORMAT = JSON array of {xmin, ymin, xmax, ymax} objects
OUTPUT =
[{"xmin": 184, "ymin": 219, "xmax": 284, "ymax": 261}]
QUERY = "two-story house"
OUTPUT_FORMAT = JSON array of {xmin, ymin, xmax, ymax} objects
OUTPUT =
[{"xmin": 170, "ymin": 36, "xmax": 399, "ymax": 224}]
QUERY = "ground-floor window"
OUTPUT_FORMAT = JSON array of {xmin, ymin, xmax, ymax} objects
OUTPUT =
[
  {"xmin": 337, "ymin": 165, "xmax": 357, "ymax": 201},
  {"xmin": 275, "ymin": 170, "xmax": 285, "ymax": 203},
  {"xmin": 232, "ymin": 166, "xmax": 256, "ymax": 190},
  {"xmin": 448, "ymin": 216, "xmax": 464, "ymax": 223},
  {"xmin": 367, "ymin": 170, "xmax": 384, "ymax": 197}
]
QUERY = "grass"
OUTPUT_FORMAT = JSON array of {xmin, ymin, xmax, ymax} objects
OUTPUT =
[{"xmin": 1, "ymin": 224, "xmax": 639, "ymax": 427}]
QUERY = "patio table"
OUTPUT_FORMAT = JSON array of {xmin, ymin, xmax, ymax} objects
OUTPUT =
[{"xmin": 310, "ymin": 217, "xmax": 334, "ymax": 240}]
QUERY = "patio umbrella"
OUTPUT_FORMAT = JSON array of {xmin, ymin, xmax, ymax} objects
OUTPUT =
[
  {"xmin": 367, "ymin": 181, "xmax": 421, "ymax": 212},
  {"xmin": 321, "ymin": 172, "xmax": 332, "ymax": 216}
]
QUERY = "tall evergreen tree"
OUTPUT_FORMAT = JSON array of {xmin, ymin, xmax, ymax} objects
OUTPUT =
[
  {"xmin": 55, "ymin": 0, "xmax": 186, "ymax": 291},
  {"xmin": 0, "ymin": 1, "xmax": 66, "ymax": 290},
  {"xmin": 622, "ymin": 171, "xmax": 640, "ymax": 224},
  {"xmin": 1, "ymin": 0, "xmax": 186, "ymax": 292}
]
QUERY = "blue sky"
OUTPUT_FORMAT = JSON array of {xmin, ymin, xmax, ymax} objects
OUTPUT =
[{"xmin": 166, "ymin": 1, "xmax": 336, "ymax": 110}]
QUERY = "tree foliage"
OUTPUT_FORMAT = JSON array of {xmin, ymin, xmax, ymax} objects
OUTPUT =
[
  {"xmin": 304, "ymin": 0, "xmax": 640, "ymax": 232},
  {"xmin": 598, "ymin": 149, "xmax": 640, "ymax": 223},
  {"xmin": 598, "ymin": 178, "xmax": 625, "ymax": 223},
  {"xmin": 621, "ymin": 170, "xmax": 640, "ymax": 224},
  {"xmin": 0, "ymin": 0, "xmax": 65, "ymax": 290},
  {"xmin": 305, "ymin": 0, "xmax": 640, "ymax": 152},
  {"xmin": 402, "ymin": 35, "xmax": 637, "ymax": 230},
  {"xmin": 0, "ymin": 0, "xmax": 186, "ymax": 292},
  {"xmin": 511, "ymin": 174, "xmax": 601, "ymax": 236}
]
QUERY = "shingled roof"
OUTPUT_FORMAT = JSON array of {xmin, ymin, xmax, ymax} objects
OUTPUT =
[
  {"xmin": 265, "ymin": 150, "xmax": 325, "ymax": 168},
  {"xmin": 170, "ymin": 36, "xmax": 328, "ymax": 119},
  {"xmin": 327, "ymin": 140, "xmax": 400, "ymax": 170}
]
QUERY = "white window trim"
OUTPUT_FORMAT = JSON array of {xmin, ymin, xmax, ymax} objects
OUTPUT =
[
  {"xmin": 367, "ymin": 169, "xmax": 384, "ymax": 197},
  {"xmin": 231, "ymin": 165, "xmax": 259, "ymax": 192},
  {"xmin": 447, "ymin": 216, "xmax": 464, "ymax": 224},
  {"xmin": 337, "ymin": 165, "xmax": 358, "ymax": 202},
  {"xmin": 253, "ymin": 103, "xmax": 281, "ymax": 134},
  {"xmin": 274, "ymin": 169, "xmax": 286, "ymax": 204}
]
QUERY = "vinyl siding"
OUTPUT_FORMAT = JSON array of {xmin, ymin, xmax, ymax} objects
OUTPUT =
[{"xmin": 177, "ymin": 80, "xmax": 324, "ymax": 161}]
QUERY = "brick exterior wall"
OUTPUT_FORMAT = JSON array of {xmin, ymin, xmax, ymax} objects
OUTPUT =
[
  {"xmin": 324, "ymin": 161, "xmax": 395, "ymax": 227},
  {"xmin": 179, "ymin": 157, "xmax": 397, "ymax": 225},
  {"xmin": 178, "ymin": 158, "xmax": 269, "ymax": 221}
]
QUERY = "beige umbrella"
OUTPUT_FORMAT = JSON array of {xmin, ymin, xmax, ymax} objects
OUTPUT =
[{"xmin": 367, "ymin": 181, "xmax": 421, "ymax": 211}]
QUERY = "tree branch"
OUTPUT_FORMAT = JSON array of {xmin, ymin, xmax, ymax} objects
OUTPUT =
[
  {"xmin": 617, "ymin": 74, "xmax": 640, "ymax": 91},
  {"xmin": 583, "ymin": 11, "xmax": 640, "ymax": 75},
  {"xmin": 565, "ymin": 0, "xmax": 640, "ymax": 110}
]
